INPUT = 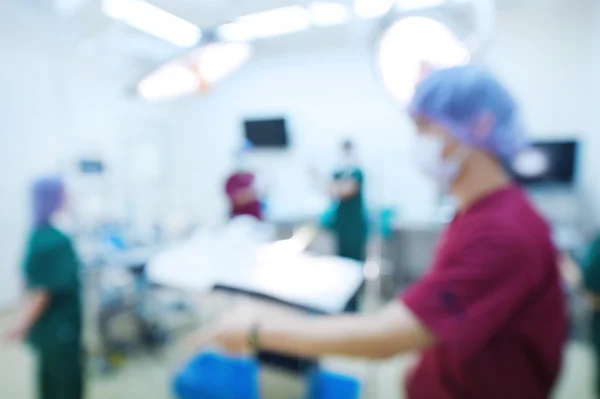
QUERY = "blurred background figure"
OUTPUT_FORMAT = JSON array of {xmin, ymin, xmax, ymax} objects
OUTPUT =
[
  {"xmin": 562, "ymin": 232, "xmax": 600, "ymax": 398},
  {"xmin": 583, "ymin": 232, "xmax": 600, "ymax": 399},
  {"xmin": 312, "ymin": 139, "xmax": 368, "ymax": 312},
  {"xmin": 9, "ymin": 176, "xmax": 84, "ymax": 399},
  {"xmin": 224, "ymin": 143, "xmax": 264, "ymax": 221},
  {"xmin": 315, "ymin": 139, "xmax": 368, "ymax": 263}
]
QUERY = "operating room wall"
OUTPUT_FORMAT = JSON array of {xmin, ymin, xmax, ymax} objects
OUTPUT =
[
  {"xmin": 487, "ymin": 0, "xmax": 599, "ymax": 224},
  {"xmin": 0, "ymin": 3, "xmax": 177, "ymax": 309},
  {"xmin": 0, "ymin": 4, "xmax": 67, "ymax": 308},
  {"xmin": 168, "ymin": 0, "xmax": 600, "ymax": 228},
  {"xmin": 168, "ymin": 43, "xmax": 439, "ymax": 227}
]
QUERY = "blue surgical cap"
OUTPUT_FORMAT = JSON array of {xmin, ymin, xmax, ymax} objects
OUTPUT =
[
  {"xmin": 409, "ymin": 65, "xmax": 527, "ymax": 161},
  {"xmin": 31, "ymin": 176, "xmax": 65, "ymax": 226}
]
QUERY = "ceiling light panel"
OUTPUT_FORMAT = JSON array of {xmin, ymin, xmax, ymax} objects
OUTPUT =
[
  {"xmin": 309, "ymin": 2, "xmax": 351, "ymax": 26},
  {"xmin": 102, "ymin": 0, "xmax": 202, "ymax": 48},
  {"xmin": 353, "ymin": 0, "xmax": 395, "ymax": 19},
  {"xmin": 396, "ymin": 0, "xmax": 447, "ymax": 11},
  {"xmin": 217, "ymin": 5, "xmax": 312, "ymax": 41}
]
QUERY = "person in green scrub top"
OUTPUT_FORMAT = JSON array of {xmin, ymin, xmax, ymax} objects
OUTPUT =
[
  {"xmin": 330, "ymin": 140, "xmax": 368, "ymax": 263},
  {"xmin": 560, "ymin": 234, "xmax": 600, "ymax": 398},
  {"xmin": 8, "ymin": 176, "xmax": 84, "ymax": 399},
  {"xmin": 577, "ymin": 234, "xmax": 600, "ymax": 398},
  {"xmin": 314, "ymin": 140, "xmax": 368, "ymax": 311}
]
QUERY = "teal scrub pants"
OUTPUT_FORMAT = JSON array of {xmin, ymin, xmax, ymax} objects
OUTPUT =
[
  {"xmin": 592, "ymin": 312, "xmax": 600, "ymax": 399},
  {"xmin": 335, "ymin": 225, "xmax": 367, "ymax": 313},
  {"xmin": 37, "ymin": 343, "xmax": 85, "ymax": 399}
]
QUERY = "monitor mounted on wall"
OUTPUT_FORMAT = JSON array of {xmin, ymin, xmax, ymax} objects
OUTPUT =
[
  {"xmin": 243, "ymin": 118, "xmax": 289, "ymax": 149},
  {"xmin": 509, "ymin": 139, "xmax": 579, "ymax": 186}
]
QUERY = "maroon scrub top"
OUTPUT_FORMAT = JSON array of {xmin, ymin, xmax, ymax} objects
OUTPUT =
[
  {"xmin": 400, "ymin": 185, "xmax": 567, "ymax": 399},
  {"xmin": 225, "ymin": 172, "xmax": 263, "ymax": 220}
]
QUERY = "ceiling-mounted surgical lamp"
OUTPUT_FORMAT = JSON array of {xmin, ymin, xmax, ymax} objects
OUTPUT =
[
  {"xmin": 137, "ymin": 41, "xmax": 252, "ymax": 101},
  {"xmin": 103, "ymin": 0, "xmax": 202, "ymax": 48},
  {"xmin": 373, "ymin": 0, "xmax": 495, "ymax": 104}
]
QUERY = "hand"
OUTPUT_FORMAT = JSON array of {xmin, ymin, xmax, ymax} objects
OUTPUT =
[
  {"xmin": 5, "ymin": 324, "xmax": 27, "ymax": 343},
  {"xmin": 188, "ymin": 306, "xmax": 257, "ymax": 356},
  {"xmin": 559, "ymin": 253, "xmax": 581, "ymax": 288}
]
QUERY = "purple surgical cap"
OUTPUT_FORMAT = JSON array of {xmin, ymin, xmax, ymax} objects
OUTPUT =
[
  {"xmin": 31, "ymin": 176, "xmax": 65, "ymax": 226},
  {"xmin": 409, "ymin": 65, "xmax": 527, "ymax": 161}
]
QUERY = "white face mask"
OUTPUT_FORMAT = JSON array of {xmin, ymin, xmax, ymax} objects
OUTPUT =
[
  {"xmin": 51, "ymin": 208, "xmax": 77, "ymax": 235},
  {"xmin": 414, "ymin": 135, "xmax": 469, "ymax": 190}
]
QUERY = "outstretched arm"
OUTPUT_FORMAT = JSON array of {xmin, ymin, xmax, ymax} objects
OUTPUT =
[{"xmin": 192, "ymin": 301, "xmax": 434, "ymax": 360}]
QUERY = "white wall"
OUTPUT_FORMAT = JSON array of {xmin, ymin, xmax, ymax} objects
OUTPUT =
[
  {"xmin": 169, "ymin": 0, "xmax": 600, "ymax": 227},
  {"xmin": 486, "ymin": 0, "xmax": 599, "ymax": 232},
  {"xmin": 0, "ymin": 4, "xmax": 67, "ymax": 308},
  {"xmin": 168, "ymin": 43, "xmax": 438, "ymax": 226},
  {"xmin": 0, "ymin": 3, "xmax": 176, "ymax": 308}
]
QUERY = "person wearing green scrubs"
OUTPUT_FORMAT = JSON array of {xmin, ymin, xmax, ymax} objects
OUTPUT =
[
  {"xmin": 580, "ymin": 234, "xmax": 600, "ymax": 398},
  {"xmin": 321, "ymin": 140, "xmax": 368, "ymax": 312},
  {"xmin": 331, "ymin": 140, "xmax": 368, "ymax": 263},
  {"xmin": 9, "ymin": 177, "xmax": 84, "ymax": 399}
]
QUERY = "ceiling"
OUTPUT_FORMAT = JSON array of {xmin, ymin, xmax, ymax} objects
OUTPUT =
[{"xmin": 3, "ymin": 0, "xmax": 498, "ymax": 87}]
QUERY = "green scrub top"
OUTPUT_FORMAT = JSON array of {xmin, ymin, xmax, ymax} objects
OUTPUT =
[
  {"xmin": 332, "ymin": 168, "xmax": 368, "ymax": 262},
  {"xmin": 583, "ymin": 234, "xmax": 600, "ymax": 294},
  {"xmin": 23, "ymin": 225, "xmax": 82, "ymax": 349}
]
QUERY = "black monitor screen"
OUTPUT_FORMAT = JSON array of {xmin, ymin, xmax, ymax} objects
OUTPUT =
[
  {"xmin": 509, "ymin": 140, "xmax": 578, "ymax": 186},
  {"xmin": 244, "ymin": 118, "xmax": 289, "ymax": 148}
]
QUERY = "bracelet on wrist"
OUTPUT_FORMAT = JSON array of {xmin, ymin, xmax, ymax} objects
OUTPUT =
[{"xmin": 249, "ymin": 323, "xmax": 261, "ymax": 353}]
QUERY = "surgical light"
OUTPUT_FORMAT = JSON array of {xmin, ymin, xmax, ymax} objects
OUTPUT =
[
  {"xmin": 396, "ymin": 0, "xmax": 447, "ymax": 11},
  {"xmin": 102, "ymin": 0, "xmax": 201, "ymax": 48},
  {"xmin": 309, "ymin": 1, "xmax": 351, "ymax": 27},
  {"xmin": 376, "ymin": 16, "xmax": 470, "ymax": 104},
  {"xmin": 353, "ymin": 0, "xmax": 395, "ymax": 19},
  {"xmin": 137, "ymin": 42, "xmax": 252, "ymax": 101},
  {"xmin": 217, "ymin": 6, "xmax": 312, "ymax": 41}
]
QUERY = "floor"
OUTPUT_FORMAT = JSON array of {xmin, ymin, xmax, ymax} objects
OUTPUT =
[
  {"xmin": 0, "ymin": 325, "xmax": 596, "ymax": 398},
  {"xmin": 0, "ymin": 289, "xmax": 596, "ymax": 399}
]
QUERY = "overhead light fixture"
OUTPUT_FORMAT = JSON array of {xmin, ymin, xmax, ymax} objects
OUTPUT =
[
  {"xmin": 396, "ymin": 0, "xmax": 447, "ymax": 11},
  {"xmin": 53, "ymin": 0, "xmax": 86, "ymax": 15},
  {"xmin": 137, "ymin": 42, "xmax": 252, "ymax": 101},
  {"xmin": 217, "ymin": 6, "xmax": 311, "ymax": 41},
  {"xmin": 102, "ymin": 0, "xmax": 201, "ymax": 48},
  {"xmin": 217, "ymin": 22, "xmax": 254, "ymax": 42},
  {"xmin": 309, "ymin": 2, "xmax": 351, "ymax": 26},
  {"xmin": 353, "ymin": 0, "xmax": 395, "ymax": 19},
  {"xmin": 376, "ymin": 16, "xmax": 470, "ymax": 104}
]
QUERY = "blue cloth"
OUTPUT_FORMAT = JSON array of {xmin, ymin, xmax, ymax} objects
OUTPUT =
[
  {"xmin": 319, "ymin": 204, "xmax": 338, "ymax": 230},
  {"xmin": 174, "ymin": 353, "xmax": 361, "ymax": 399},
  {"xmin": 173, "ymin": 353, "xmax": 259, "ymax": 399},
  {"xmin": 376, "ymin": 208, "xmax": 396, "ymax": 239},
  {"xmin": 409, "ymin": 65, "xmax": 527, "ymax": 161}
]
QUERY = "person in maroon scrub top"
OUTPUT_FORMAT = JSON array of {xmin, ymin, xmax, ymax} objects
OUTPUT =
[
  {"xmin": 192, "ymin": 66, "xmax": 568, "ymax": 399},
  {"xmin": 225, "ymin": 172, "xmax": 263, "ymax": 220},
  {"xmin": 224, "ymin": 143, "xmax": 263, "ymax": 221}
]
